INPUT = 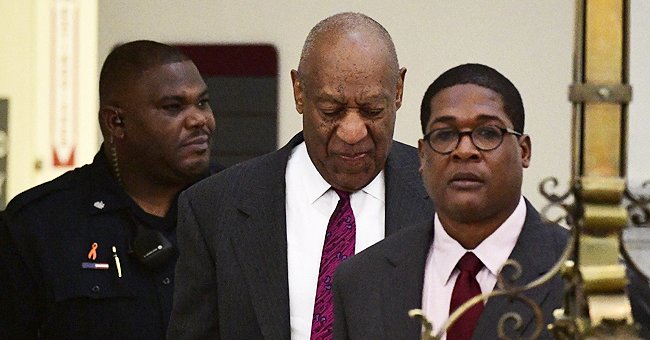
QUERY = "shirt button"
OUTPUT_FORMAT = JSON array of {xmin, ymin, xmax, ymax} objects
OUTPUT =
[
  {"xmin": 91, "ymin": 285, "xmax": 100, "ymax": 293},
  {"xmin": 162, "ymin": 277, "xmax": 171, "ymax": 285}
]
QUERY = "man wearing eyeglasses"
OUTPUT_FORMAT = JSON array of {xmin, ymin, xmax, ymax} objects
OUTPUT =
[{"xmin": 333, "ymin": 63, "xmax": 568, "ymax": 339}]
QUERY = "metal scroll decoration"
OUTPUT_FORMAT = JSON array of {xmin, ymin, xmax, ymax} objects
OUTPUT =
[
  {"xmin": 409, "ymin": 176, "xmax": 648, "ymax": 339},
  {"xmin": 409, "ymin": 222, "xmax": 576, "ymax": 340},
  {"xmin": 624, "ymin": 180, "xmax": 650, "ymax": 227},
  {"xmin": 621, "ymin": 181, "xmax": 650, "ymax": 282},
  {"xmin": 539, "ymin": 177, "xmax": 575, "ymax": 227}
]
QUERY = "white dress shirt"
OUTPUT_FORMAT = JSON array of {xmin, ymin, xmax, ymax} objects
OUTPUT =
[
  {"xmin": 421, "ymin": 196, "xmax": 526, "ymax": 338},
  {"xmin": 285, "ymin": 142, "xmax": 386, "ymax": 340}
]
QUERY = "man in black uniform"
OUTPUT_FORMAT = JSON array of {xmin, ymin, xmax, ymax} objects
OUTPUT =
[{"xmin": 0, "ymin": 40, "xmax": 215, "ymax": 339}]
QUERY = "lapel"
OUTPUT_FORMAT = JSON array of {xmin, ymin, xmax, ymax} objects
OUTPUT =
[
  {"xmin": 227, "ymin": 136, "xmax": 431, "ymax": 339},
  {"xmin": 228, "ymin": 133, "xmax": 304, "ymax": 339},
  {"xmin": 473, "ymin": 202, "xmax": 560, "ymax": 339},
  {"xmin": 381, "ymin": 222, "xmax": 434, "ymax": 339},
  {"xmin": 384, "ymin": 142, "xmax": 432, "ymax": 236}
]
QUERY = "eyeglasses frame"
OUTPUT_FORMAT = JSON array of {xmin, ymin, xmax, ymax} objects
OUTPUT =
[{"xmin": 423, "ymin": 125, "xmax": 523, "ymax": 155}]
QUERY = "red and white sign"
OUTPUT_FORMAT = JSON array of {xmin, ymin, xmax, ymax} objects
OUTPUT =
[{"xmin": 50, "ymin": 0, "xmax": 79, "ymax": 167}]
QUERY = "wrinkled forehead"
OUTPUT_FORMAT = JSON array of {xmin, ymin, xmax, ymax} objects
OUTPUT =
[
  {"xmin": 309, "ymin": 56, "xmax": 395, "ymax": 99},
  {"xmin": 307, "ymin": 66, "xmax": 396, "ymax": 105}
]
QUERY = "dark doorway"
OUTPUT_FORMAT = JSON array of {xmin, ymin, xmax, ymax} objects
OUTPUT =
[{"xmin": 175, "ymin": 44, "xmax": 278, "ymax": 169}]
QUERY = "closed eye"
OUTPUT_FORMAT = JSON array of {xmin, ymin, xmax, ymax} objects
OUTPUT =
[
  {"xmin": 162, "ymin": 103, "xmax": 183, "ymax": 112},
  {"xmin": 366, "ymin": 108, "xmax": 384, "ymax": 116},
  {"xmin": 320, "ymin": 107, "xmax": 342, "ymax": 116}
]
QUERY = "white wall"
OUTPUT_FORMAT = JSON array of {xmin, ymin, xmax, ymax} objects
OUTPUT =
[
  {"xmin": 0, "ymin": 0, "xmax": 98, "ymax": 200},
  {"xmin": 0, "ymin": 0, "xmax": 38, "ymax": 199},
  {"xmin": 97, "ymin": 0, "xmax": 576, "ymax": 209},
  {"xmin": 629, "ymin": 0, "xmax": 650, "ymax": 187},
  {"xmin": 2, "ymin": 0, "xmax": 641, "ymax": 209}
]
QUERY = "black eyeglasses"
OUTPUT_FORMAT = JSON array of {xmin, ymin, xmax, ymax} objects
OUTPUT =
[{"xmin": 423, "ymin": 125, "xmax": 522, "ymax": 154}]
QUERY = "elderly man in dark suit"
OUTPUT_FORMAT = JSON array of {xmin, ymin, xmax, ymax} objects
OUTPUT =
[
  {"xmin": 167, "ymin": 12, "xmax": 433, "ymax": 339},
  {"xmin": 333, "ymin": 63, "xmax": 569, "ymax": 340}
]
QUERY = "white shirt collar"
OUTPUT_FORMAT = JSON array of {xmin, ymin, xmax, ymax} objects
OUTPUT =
[
  {"xmin": 289, "ymin": 142, "xmax": 330, "ymax": 204},
  {"xmin": 433, "ymin": 196, "xmax": 526, "ymax": 285},
  {"xmin": 289, "ymin": 142, "xmax": 385, "ymax": 202}
]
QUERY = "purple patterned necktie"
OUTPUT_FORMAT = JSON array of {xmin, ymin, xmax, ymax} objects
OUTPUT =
[
  {"xmin": 447, "ymin": 252, "xmax": 485, "ymax": 340},
  {"xmin": 310, "ymin": 189, "xmax": 356, "ymax": 340}
]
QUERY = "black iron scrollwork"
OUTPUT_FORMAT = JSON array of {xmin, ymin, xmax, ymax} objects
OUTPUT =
[
  {"xmin": 539, "ymin": 177, "xmax": 575, "ymax": 226},
  {"xmin": 621, "ymin": 180, "xmax": 650, "ymax": 282},
  {"xmin": 624, "ymin": 180, "xmax": 650, "ymax": 227},
  {"xmin": 409, "ymin": 230, "xmax": 576, "ymax": 340},
  {"xmin": 411, "ymin": 177, "xmax": 647, "ymax": 338}
]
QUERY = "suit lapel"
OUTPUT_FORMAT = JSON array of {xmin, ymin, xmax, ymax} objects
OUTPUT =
[
  {"xmin": 228, "ymin": 134, "xmax": 304, "ymax": 339},
  {"xmin": 474, "ymin": 204, "xmax": 559, "ymax": 339},
  {"xmin": 384, "ymin": 142, "xmax": 432, "ymax": 236},
  {"xmin": 381, "ymin": 222, "xmax": 433, "ymax": 339},
  {"xmin": 226, "ymin": 136, "xmax": 431, "ymax": 338}
]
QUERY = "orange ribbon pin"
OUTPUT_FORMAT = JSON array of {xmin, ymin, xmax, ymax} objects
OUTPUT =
[{"xmin": 87, "ymin": 242, "xmax": 98, "ymax": 261}]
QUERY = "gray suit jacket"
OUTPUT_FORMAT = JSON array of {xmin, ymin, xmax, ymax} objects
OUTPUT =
[
  {"xmin": 167, "ymin": 133, "xmax": 433, "ymax": 339},
  {"xmin": 333, "ymin": 201, "xmax": 568, "ymax": 340}
]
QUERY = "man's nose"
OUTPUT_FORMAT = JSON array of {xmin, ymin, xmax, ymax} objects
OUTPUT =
[
  {"xmin": 452, "ymin": 133, "xmax": 480, "ymax": 160},
  {"xmin": 186, "ymin": 106, "xmax": 215, "ymax": 131},
  {"xmin": 336, "ymin": 111, "xmax": 368, "ymax": 145}
]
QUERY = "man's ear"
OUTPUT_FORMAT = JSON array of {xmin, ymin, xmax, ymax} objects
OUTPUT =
[
  {"xmin": 417, "ymin": 138, "xmax": 426, "ymax": 173},
  {"xmin": 395, "ymin": 67, "xmax": 407, "ymax": 110},
  {"xmin": 100, "ymin": 106, "xmax": 126, "ymax": 141},
  {"xmin": 520, "ymin": 134, "xmax": 531, "ymax": 168},
  {"xmin": 290, "ymin": 69, "xmax": 304, "ymax": 114}
]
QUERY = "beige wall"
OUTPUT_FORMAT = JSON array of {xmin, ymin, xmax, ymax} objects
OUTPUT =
[
  {"xmin": 629, "ymin": 0, "xmax": 650, "ymax": 187},
  {"xmin": 0, "ymin": 0, "xmax": 98, "ymax": 200},
  {"xmin": 0, "ymin": 0, "xmax": 38, "ymax": 199},
  {"xmin": 2, "ymin": 1, "xmax": 647, "ymax": 207},
  {"xmin": 98, "ymin": 0, "xmax": 649, "ymax": 209}
]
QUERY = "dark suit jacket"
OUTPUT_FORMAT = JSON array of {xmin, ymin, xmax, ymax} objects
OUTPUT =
[
  {"xmin": 167, "ymin": 133, "xmax": 433, "ymax": 339},
  {"xmin": 333, "ymin": 201, "xmax": 568, "ymax": 340},
  {"xmin": 628, "ymin": 267, "xmax": 650, "ymax": 337}
]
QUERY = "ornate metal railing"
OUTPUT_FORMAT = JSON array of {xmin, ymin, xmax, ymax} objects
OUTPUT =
[{"xmin": 410, "ymin": 224, "xmax": 575, "ymax": 340}]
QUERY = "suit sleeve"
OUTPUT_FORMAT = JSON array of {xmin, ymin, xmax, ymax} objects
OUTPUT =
[
  {"xmin": 167, "ymin": 192, "xmax": 220, "ymax": 339},
  {"xmin": 627, "ymin": 268, "xmax": 650, "ymax": 337}
]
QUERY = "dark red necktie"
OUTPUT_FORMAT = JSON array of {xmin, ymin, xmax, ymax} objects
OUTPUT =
[
  {"xmin": 310, "ymin": 189, "xmax": 356, "ymax": 340},
  {"xmin": 447, "ymin": 252, "xmax": 485, "ymax": 340}
]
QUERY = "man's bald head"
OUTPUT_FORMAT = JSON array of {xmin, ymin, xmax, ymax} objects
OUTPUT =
[
  {"xmin": 297, "ymin": 12, "xmax": 400, "ymax": 84},
  {"xmin": 99, "ymin": 40, "xmax": 191, "ymax": 107},
  {"xmin": 290, "ymin": 13, "xmax": 406, "ymax": 192}
]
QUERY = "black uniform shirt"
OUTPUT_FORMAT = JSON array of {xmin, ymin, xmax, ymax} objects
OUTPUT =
[{"xmin": 1, "ymin": 150, "xmax": 180, "ymax": 339}]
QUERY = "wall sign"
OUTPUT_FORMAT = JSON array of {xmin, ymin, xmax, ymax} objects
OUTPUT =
[
  {"xmin": 0, "ymin": 99, "xmax": 8, "ymax": 208},
  {"xmin": 50, "ymin": 0, "xmax": 79, "ymax": 167}
]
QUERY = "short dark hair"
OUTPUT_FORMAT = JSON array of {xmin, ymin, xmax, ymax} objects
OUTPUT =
[
  {"xmin": 420, "ymin": 63, "xmax": 524, "ymax": 134},
  {"xmin": 99, "ymin": 40, "xmax": 190, "ymax": 106}
]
